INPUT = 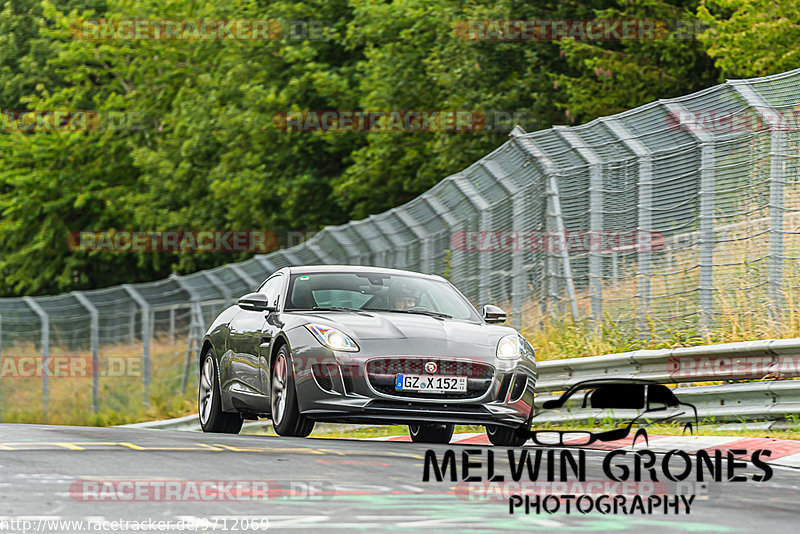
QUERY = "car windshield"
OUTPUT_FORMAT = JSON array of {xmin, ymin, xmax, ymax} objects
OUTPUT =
[{"xmin": 284, "ymin": 272, "xmax": 480, "ymax": 321}]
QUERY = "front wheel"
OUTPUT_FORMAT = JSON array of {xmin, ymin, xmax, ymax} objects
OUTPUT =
[
  {"xmin": 486, "ymin": 424, "xmax": 528, "ymax": 447},
  {"xmin": 409, "ymin": 423, "xmax": 454, "ymax": 444},
  {"xmin": 270, "ymin": 345, "xmax": 315, "ymax": 437},
  {"xmin": 198, "ymin": 350, "xmax": 243, "ymax": 434}
]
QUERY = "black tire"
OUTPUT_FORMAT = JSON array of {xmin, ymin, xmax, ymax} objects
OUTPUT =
[
  {"xmin": 198, "ymin": 350, "xmax": 243, "ymax": 434},
  {"xmin": 409, "ymin": 423, "xmax": 454, "ymax": 444},
  {"xmin": 486, "ymin": 424, "xmax": 528, "ymax": 447},
  {"xmin": 270, "ymin": 344, "xmax": 315, "ymax": 437}
]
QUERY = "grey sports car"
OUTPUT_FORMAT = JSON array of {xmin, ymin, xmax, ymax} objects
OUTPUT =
[{"xmin": 197, "ymin": 265, "xmax": 537, "ymax": 445}]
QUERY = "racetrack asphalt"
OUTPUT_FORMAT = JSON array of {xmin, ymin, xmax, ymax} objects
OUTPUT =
[{"xmin": 0, "ymin": 424, "xmax": 799, "ymax": 532}]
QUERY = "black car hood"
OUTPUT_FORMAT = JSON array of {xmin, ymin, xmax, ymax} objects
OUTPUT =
[{"xmin": 285, "ymin": 310, "xmax": 513, "ymax": 350}]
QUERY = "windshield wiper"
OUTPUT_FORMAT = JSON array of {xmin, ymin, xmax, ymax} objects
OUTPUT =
[
  {"xmin": 288, "ymin": 306, "xmax": 362, "ymax": 312},
  {"xmin": 364, "ymin": 308, "xmax": 452, "ymax": 319}
]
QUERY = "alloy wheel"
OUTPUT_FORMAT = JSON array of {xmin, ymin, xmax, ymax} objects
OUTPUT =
[{"xmin": 199, "ymin": 356, "xmax": 214, "ymax": 425}]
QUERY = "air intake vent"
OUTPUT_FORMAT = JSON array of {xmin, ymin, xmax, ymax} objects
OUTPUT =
[
  {"xmin": 311, "ymin": 363, "xmax": 336, "ymax": 392},
  {"xmin": 509, "ymin": 374, "xmax": 528, "ymax": 402}
]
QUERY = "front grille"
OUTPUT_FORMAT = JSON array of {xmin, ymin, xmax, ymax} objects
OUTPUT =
[{"xmin": 366, "ymin": 358, "xmax": 494, "ymax": 400}]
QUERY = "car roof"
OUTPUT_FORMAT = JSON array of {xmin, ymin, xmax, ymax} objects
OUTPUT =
[{"xmin": 281, "ymin": 264, "xmax": 445, "ymax": 281}]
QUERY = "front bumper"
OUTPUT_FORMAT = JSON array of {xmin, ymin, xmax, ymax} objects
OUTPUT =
[{"xmin": 291, "ymin": 343, "xmax": 536, "ymax": 429}]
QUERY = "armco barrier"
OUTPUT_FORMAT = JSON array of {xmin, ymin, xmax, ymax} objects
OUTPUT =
[{"xmin": 536, "ymin": 338, "xmax": 800, "ymax": 392}]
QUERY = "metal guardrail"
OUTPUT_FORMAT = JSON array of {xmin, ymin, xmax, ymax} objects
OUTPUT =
[
  {"xmin": 536, "ymin": 338, "xmax": 800, "ymax": 390},
  {"xmin": 534, "ymin": 338, "xmax": 800, "ymax": 424},
  {"xmin": 123, "ymin": 339, "xmax": 800, "ymax": 430}
]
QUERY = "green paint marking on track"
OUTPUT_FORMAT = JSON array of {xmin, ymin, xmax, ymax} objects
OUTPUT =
[{"xmin": 265, "ymin": 493, "xmax": 735, "ymax": 532}]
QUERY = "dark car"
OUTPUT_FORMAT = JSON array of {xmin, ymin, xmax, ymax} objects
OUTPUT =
[{"xmin": 197, "ymin": 265, "xmax": 537, "ymax": 445}]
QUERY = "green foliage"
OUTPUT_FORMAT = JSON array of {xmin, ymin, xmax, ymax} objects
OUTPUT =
[
  {"xmin": 0, "ymin": 0, "xmax": 766, "ymax": 297},
  {"xmin": 698, "ymin": 0, "xmax": 800, "ymax": 77},
  {"xmin": 554, "ymin": 0, "xmax": 720, "ymax": 123}
]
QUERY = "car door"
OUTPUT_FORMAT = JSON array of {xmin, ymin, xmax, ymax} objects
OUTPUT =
[
  {"xmin": 227, "ymin": 274, "xmax": 283, "ymax": 396},
  {"xmin": 258, "ymin": 275, "xmax": 284, "ymax": 396}
]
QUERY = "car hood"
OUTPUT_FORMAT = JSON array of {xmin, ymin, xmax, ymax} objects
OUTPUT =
[{"xmin": 285, "ymin": 310, "xmax": 514, "ymax": 350}]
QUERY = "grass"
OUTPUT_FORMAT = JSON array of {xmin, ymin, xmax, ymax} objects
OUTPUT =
[
  {"xmin": 4, "ymin": 275, "xmax": 800, "ymax": 429},
  {"xmin": 0, "ymin": 339, "xmax": 195, "ymax": 426}
]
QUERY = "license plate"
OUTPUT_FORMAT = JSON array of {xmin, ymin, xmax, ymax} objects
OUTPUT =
[{"xmin": 395, "ymin": 374, "xmax": 467, "ymax": 393}]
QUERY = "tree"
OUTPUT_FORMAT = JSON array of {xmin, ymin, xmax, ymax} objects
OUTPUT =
[
  {"xmin": 554, "ymin": 0, "xmax": 720, "ymax": 124},
  {"xmin": 698, "ymin": 0, "xmax": 800, "ymax": 77}
]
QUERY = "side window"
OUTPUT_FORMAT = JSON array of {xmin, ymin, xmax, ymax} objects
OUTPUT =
[{"xmin": 258, "ymin": 275, "xmax": 283, "ymax": 308}]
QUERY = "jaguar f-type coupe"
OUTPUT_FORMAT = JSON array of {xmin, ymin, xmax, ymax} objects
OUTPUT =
[{"xmin": 197, "ymin": 265, "xmax": 537, "ymax": 445}]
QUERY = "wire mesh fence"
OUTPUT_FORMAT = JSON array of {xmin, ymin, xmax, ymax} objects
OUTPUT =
[{"xmin": 3, "ymin": 68, "xmax": 800, "ymax": 418}]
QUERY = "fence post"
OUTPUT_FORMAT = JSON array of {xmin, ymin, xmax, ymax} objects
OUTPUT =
[
  {"xmin": 169, "ymin": 306, "xmax": 176, "ymax": 345},
  {"xmin": 303, "ymin": 236, "xmax": 339, "ymax": 265},
  {"xmin": 350, "ymin": 221, "xmax": 384, "ymax": 267},
  {"xmin": 393, "ymin": 207, "xmax": 430, "ymax": 274},
  {"xmin": 662, "ymin": 102, "xmax": 716, "ymax": 333},
  {"xmin": 767, "ymin": 127, "xmax": 786, "ymax": 318},
  {"xmin": 276, "ymin": 249, "xmax": 303, "ymax": 267},
  {"xmin": 204, "ymin": 272, "xmax": 231, "ymax": 307},
  {"xmin": 254, "ymin": 255, "xmax": 278, "ymax": 278},
  {"xmin": 362, "ymin": 218, "xmax": 392, "ymax": 267},
  {"xmin": 513, "ymin": 136, "xmax": 579, "ymax": 321},
  {"xmin": 372, "ymin": 216, "xmax": 410, "ymax": 270},
  {"xmin": 480, "ymin": 159, "xmax": 526, "ymax": 327},
  {"xmin": 547, "ymin": 175, "xmax": 580, "ymax": 320},
  {"xmin": 229, "ymin": 264, "xmax": 258, "ymax": 291},
  {"xmin": 72, "ymin": 292, "xmax": 99, "ymax": 413},
  {"xmin": 181, "ymin": 302, "xmax": 205, "ymax": 394},
  {"xmin": 556, "ymin": 126, "xmax": 604, "ymax": 324},
  {"xmin": 423, "ymin": 193, "xmax": 462, "ymax": 284},
  {"xmin": 23, "ymin": 297, "xmax": 49, "ymax": 412},
  {"xmin": 603, "ymin": 118, "xmax": 655, "ymax": 337},
  {"xmin": 129, "ymin": 303, "xmax": 136, "ymax": 344},
  {"xmin": 122, "ymin": 285, "xmax": 151, "ymax": 406},
  {"xmin": 171, "ymin": 274, "xmax": 203, "ymax": 394},
  {"xmin": 730, "ymin": 81, "xmax": 786, "ymax": 320},
  {"xmin": 452, "ymin": 174, "xmax": 492, "ymax": 306},
  {"xmin": 0, "ymin": 314, "xmax": 3, "ymax": 422}
]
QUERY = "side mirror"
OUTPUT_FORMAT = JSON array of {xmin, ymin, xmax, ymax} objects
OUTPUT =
[
  {"xmin": 482, "ymin": 304, "xmax": 507, "ymax": 324},
  {"xmin": 238, "ymin": 292, "xmax": 276, "ymax": 313},
  {"xmin": 542, "ymin": 399, "xmax": 561, "ymax": 410}
]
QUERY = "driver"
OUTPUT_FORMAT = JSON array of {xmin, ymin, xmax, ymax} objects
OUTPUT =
[{"xmin": 390, "ymin": 283, "xmax": 419, "ymax": 311}]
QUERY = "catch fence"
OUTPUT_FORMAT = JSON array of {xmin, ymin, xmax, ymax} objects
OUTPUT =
[{"xmin": 3, "ymin": 68, "xmax": 800, "ymax": 415}]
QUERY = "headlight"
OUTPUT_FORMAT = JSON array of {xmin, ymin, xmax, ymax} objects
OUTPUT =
[
  {"xmin": 305, "ymin": 324, "xmax": 359, "ymax": 352},
  {"xmin": 496, "ymin": 334, "xmax": 521, "ymax": 359}
]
